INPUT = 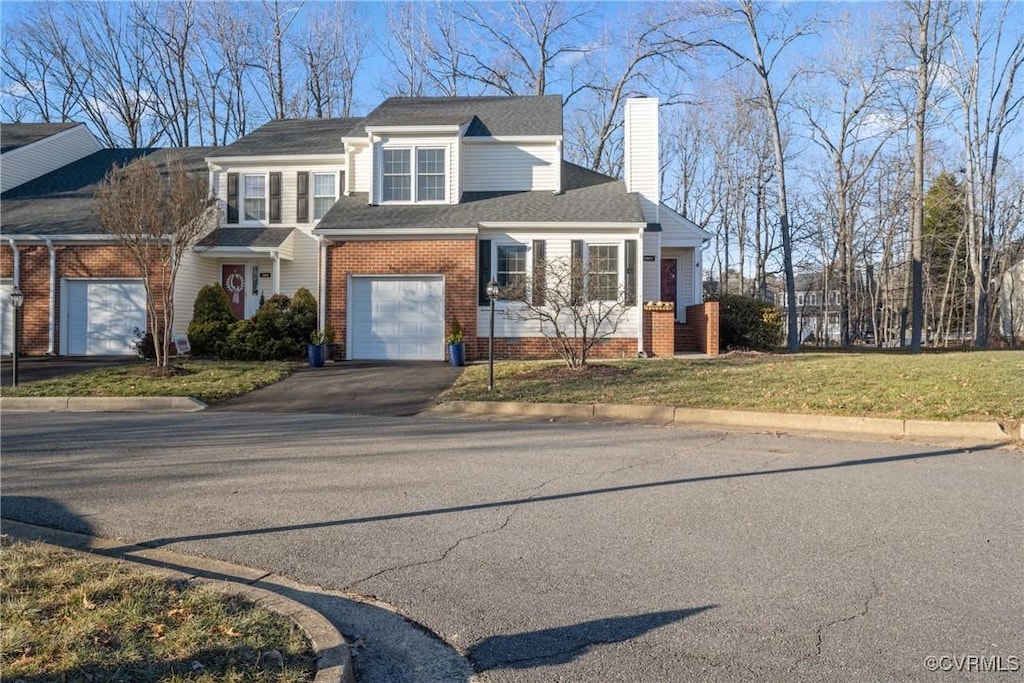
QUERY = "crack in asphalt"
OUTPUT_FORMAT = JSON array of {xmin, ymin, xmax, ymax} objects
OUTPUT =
[
  {"xmin": 793, "ymin": 576, "xmax": 880, "ymax": 669},
  {"xmin": 344, "ymin": 478, "xmax": 557, "ymax": 591},
  {"xmin": 598, "ymin": 434, "xmax": 732, "ymax": 478}
]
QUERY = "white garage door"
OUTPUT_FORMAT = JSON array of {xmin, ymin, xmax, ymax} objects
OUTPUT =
[
  {"xmin": 64, "ymin": 279, "xmax": 147, "ymax": 355},
  {"xmin": 349, "ymin": 276, "xmax": 444, "ymax": 360},
  {"xmin": 0, "ymin": 281, "xmax": 11, "ymax": 356}
]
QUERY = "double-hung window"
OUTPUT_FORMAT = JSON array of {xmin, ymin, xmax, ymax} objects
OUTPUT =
[
  {"xmin": 417, "ymin": 149, "xmax": 445, "ymax": 201},
  {"xmin": 497, "ymin": 245, "xmax": 528, "ymax": 291},
  {"xmin": 381, "ymin": 147, "xmax": 445, "ymax": 202},
  {"xmin": 382, "ymin": 149, "xmax": 411, "ymax": 201},
  {"xmin": 587, "ymin": 245, "xmax": 619, "ymax": 300},
  {"xmin": 243, "ymin": 174, "xmax": 266, "ymax": 221},
  {"xmin": 313, "ymin": 173, "xmax": 336, "ymax": 220}
]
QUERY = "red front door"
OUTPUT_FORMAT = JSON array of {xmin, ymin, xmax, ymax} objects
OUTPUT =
[
  {"xmin": 661, "ymin": 259, "xmax": 677, "ymax": 305},
  {"xmin": 222, "ymin": 264, "xmax": 246, "ymax": 319}
]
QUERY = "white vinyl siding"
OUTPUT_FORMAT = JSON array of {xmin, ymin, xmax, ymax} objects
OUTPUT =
[
  {"xmin": 172, "ymin": 253, "xmax": 219, "ymax": 336},
  {"xmin": 624, "ymin": 98, "xmax": 660, "ymax": 223},
  {"xmin": 277, "ymin": 231, "xmax": 320, "ymax": 297},
  {"xmin": 351, "ymin": 144, "xmax": 371, "ymax": 193},
  {"xmin": 313, "ymin": 172, "xmax": 336, "ymax": 220},
  {"xmin": 1, "ymin": 125, "xmax": 102, "ymax": 193},
  {"xmin": 642, "ymin": 230, "xmax": 660, "ymax": 303},
  {"xmin": 462, "ymin": 143, "xmax": 559, "ymax": 192},
  {"xmin": 213, "ymin": 165, "xmax": 341, "ymax": 227}
]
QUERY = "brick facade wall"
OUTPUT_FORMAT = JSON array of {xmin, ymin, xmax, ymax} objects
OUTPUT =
[
  {"xmin": 3, "ymin": 243, "xmax": 162, "ymax": 356},
  {"xmin": 325, "ymin": 239, "xmax": 478, "ymax": 359},
  {"xmin": 473, "ymin": 336, "xmax": 637, "ymax": 361},
  {"xmin": 643, "ymin": 303, "xmax": 675, "ymax": 357},
  {"xmin": 686, "ymin": 301, "xmax": 721, "ymax": 356}
]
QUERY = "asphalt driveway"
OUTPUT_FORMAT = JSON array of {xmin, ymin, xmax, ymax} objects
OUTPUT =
[{"xmin": 210, "ymin": 360, "xmax": 465, "ymax": 416}]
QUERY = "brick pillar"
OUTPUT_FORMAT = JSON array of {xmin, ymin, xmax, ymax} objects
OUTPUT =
[
  {"xmin": 686, "ymin": 302, "xmax": 721, "ymax": 356},
  {"xmin": 643, "ymin": 302, "xmax": 675, "ymax": 357}
]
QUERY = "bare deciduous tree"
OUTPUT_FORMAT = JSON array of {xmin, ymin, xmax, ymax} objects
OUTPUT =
[
  {"xmin": 95, "ymin": 156, "xmax": 215, "ymax": 368},
  {"xmin": 504, "ymin": 256, "xmax": 631, "ymax": 370}
]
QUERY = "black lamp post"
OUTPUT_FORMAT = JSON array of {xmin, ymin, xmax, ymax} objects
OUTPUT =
[
  {"xmin": 486, "ymin": 279, "xmax": 500, "ymax": 391},
  {"xmin": 10, "ymin": 285, "xmax": 24, "ymax": 387}
]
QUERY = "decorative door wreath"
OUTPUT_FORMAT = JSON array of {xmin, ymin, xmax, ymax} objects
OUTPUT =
[{"xmin": 225, "ymin": 272, "xmax": 245, "ymax": 304}]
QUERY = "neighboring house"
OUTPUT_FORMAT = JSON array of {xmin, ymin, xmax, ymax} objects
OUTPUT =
[
  {"xmin": 998, "ymin": 259, "xmax": 1024, "ymax": 345},
  {"xmin": 0, "ymin": 122, "xmax": 102, "ymax": 193},
  {"xmin": 1, "ymin": 140, "xmax": 211, "ymax": 356},
  {"xmin": 194, "ymin": 95, "xmax": 711, "ymax": 361},
  {"xmin": 777, "ymin": 271, "xmax": 869, "ymax": 345}
]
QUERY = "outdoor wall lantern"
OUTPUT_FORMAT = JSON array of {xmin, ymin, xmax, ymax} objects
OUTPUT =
[
  {"xmin": 486, "ymin": 279, "xmax": 501, "ymax": 391},
  {"xmin": 10, "ymin": 285, "xmax": 24, "ymax": 387}
]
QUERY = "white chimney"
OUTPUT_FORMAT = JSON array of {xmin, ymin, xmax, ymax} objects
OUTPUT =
[{"xmin": 624, "ymin": 97, "xmax": 660, "ymax": 224}]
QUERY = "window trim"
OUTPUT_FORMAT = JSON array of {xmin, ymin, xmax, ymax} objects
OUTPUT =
[
  {"xmin": 379, "ymin": 145, "xmax": 447, "ymax": 204},
  {"xmin": 496, "ymin": 244, "xmax": 528, "ymax": 291},
  {"xmin": 585, "ymin": 242, "xmax": 621, "ymax": 302}
]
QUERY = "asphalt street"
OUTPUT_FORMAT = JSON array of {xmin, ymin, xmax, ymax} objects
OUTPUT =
[{"xmin": 2, "ymin": 411, "xmax": 1021, "ymax": 682}]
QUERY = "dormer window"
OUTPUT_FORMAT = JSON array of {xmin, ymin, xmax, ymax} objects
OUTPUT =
[
  {"xmin": 417, "ymin": 149, "xmax": 445, "ymax": 201},
  {"xmin": 380, "ymin": 146, "xmax": 446, "ymax": 203},
  {"xmin": 382, "ymin": 149, "xmax": 411, "ymax": 201}
]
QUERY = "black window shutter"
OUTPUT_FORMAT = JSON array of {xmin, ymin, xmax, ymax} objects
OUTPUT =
[
  {"xmin": 478, "ymin": 239, "xmax": 492, "ymax": 305},
  {"xmin": 624, "ymin": 239, "xmax": 637, "ymax": 305},
  {"xmin": 532, "ymin": 240, "xmax": 546, "ymax": 306},
  {"xmin": 571, "ymin": 239, "xmax": 584, "ymax": 305},
  {"xmin": 296, "ymin": 171, "xmax": 309, "ymax": 222},
  {"xmin": 226, "ymin": 173, "xmax": 238, "ymax": 224},
  {"xmin": 269, "ymin": 172, "xmax": 282, "ymax": 223}
]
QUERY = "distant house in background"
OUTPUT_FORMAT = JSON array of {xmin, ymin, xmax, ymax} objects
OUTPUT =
[{"xmin": 776, "ymin": 271, "xmax": 873, "ymax": 346}]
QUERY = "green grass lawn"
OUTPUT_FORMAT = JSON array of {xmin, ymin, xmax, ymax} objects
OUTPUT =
[
  {"xmin": 0, "ymin": 360, "xmax": 295, "ymax": 405},
  {"xmin": 0, "ymin": 540, "xmax": 313, "ymax": 682},
  {"xmin": 442, "ymin": 350, "xmax": 1024, "ymax": 425}
]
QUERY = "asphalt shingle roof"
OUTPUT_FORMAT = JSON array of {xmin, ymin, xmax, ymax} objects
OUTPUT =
[
  {"xmin": 0, "ymin": 122, "xmax": 80, "ymax": 153},
  {"xmin": 358, "ymin": 96, "xmax": 563, "ymax": 137},
  {"xmin": 196, "ymin": 227, "xmax": 294, "ymax": 249},
  {"xmin": 314, "ymin": 162, "xmax": 643, "ymax": 233},
  {"xmin": 1, "ymin": 147, "xmax": 214, "ymax": 236},
  {"xmin": 211, "ymin": 118, "xmax": 363, "ymax": 157}
]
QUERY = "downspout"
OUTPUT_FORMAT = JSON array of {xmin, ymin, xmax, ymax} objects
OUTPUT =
[
  {"xmin": 6, "ymin": 237, "xmax": 20, "ymax": 285},
  {"xmin": 271, "ymin": 251, "xmax": 281, "ymax": 295},
  {"xmin": 46, "ymin": 239, "xmax": 56, "ymax": 354},
  {"xmin": 317, "ymin": 236, "xmax": 326, "ymax": 331}
]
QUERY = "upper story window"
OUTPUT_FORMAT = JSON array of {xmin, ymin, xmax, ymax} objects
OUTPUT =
[
  {"xmin": 313, "ymin": 173, "xmax": 336, "ymax": 220},
  {"xmin": 382, "ymin": 149, "xmax": 411, "ymax": 201},
  {"xmin": 587, "ymin": 245, "xmax": 619, "ymax": 301},
  {"xmin": 380, "ymin": 147, "xmax": 446, "ymax": 203},
  {"xmin": 243, "ymin": 174, "xmax": 266, "ymax": 221},
  {"xmin": 417, "ymin": 149, "xmax": 445, "ymax": 201}
]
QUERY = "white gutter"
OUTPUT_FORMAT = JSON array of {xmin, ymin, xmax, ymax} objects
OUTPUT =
[
  {"xmin": 46, "ymin": 239, "xmax": 56, "ymax": 354},
  {"xmin": 315, "ymin": 227, "xmax": 478, "ymax": 239}
]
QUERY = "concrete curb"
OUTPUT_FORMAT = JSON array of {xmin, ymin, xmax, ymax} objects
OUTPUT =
[
  {"xmin": 0, "ymin": 520, "xmax": 354, "ymax": 683},
  {"xmin": 431, "ymin": 400, "xmax": 1016, "ymax": 447},
  {"xmin": 1, "ymin": 396, "xmax": 207, "ymax": 412}
]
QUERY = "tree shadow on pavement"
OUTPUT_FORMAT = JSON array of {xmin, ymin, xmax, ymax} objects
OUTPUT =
[{"xmin": 469, "ymin": 606, "xmax": 716, "ymax": 671}]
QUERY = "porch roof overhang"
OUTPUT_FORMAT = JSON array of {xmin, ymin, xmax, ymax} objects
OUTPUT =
[{"xmin": 192, "ymin": 227, "xmax": 295, "ymax": 260}]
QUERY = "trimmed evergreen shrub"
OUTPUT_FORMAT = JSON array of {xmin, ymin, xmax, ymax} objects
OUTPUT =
[
  {"xmin": 188, "ymin": 284, "xmax": 237, "ymax": 357},
  {"xmin": 218, "ymin": 288, "xmax": 319, "ymax": 360},
  {"xmin": 710, "ymin": 294, "xmax": 783, "ymax": 351}
]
